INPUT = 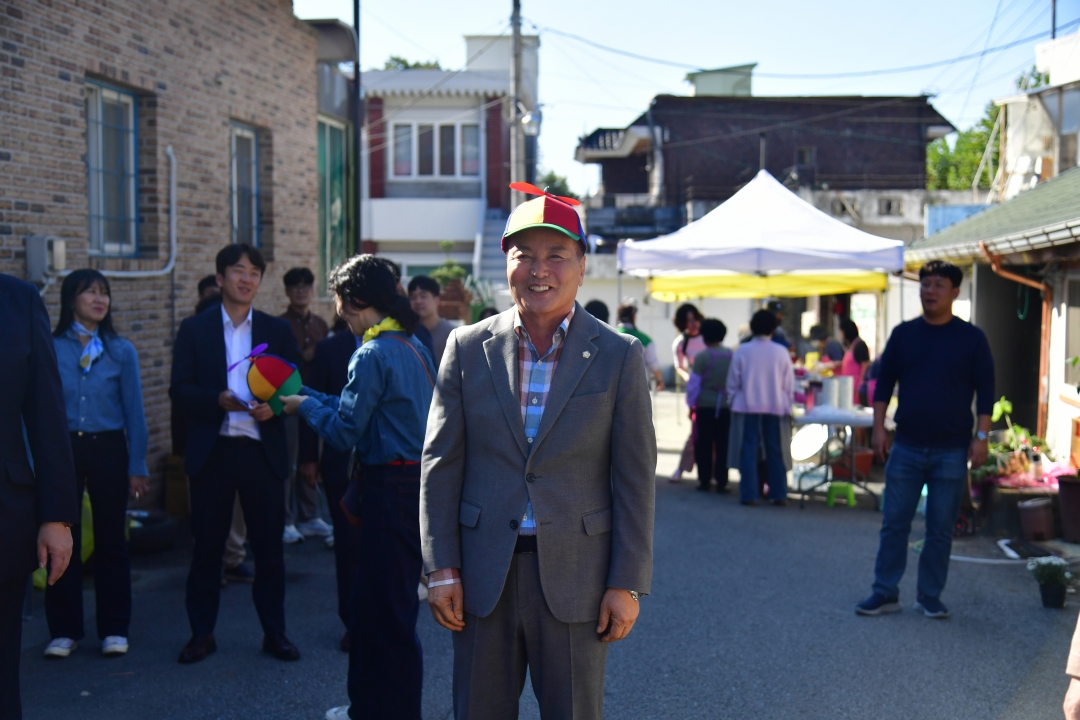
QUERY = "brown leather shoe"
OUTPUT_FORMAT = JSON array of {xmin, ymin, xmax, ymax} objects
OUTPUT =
[
  {"xmin": 339, "ymin": 631, "xmax": 350, "ymax": 653},
  {"xmin": 178, "ymin": 634, "xmax": 216, "ymax": 664},
  {"xmin": 262, "ymin": 632, "xmax": 300, "ymax": 661}
]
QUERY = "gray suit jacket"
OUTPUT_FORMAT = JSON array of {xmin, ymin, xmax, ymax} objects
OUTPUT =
[{"xmin": 421, "ymin": 304, "xmax": 656, "ymax": 624}]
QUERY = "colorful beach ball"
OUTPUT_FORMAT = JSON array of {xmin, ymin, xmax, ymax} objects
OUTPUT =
[{"xmin": 247, "ymin": 351, "xmax": 301, "ymax": 416}]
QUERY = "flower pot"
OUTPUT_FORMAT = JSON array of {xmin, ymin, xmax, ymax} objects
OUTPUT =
[{"xmin": 1040, "ymin": 583, "xmax": 1067, "ymax": 609}]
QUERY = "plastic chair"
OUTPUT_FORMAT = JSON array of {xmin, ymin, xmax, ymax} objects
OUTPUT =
[{"xmin": 826, "ymin": 481, "xmax": 857, "ymax": 508}]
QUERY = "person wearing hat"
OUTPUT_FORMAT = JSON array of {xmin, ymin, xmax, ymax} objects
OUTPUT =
[{"xmin": 421, "ymin": 183, "xmax": 656, "ymax": 719}]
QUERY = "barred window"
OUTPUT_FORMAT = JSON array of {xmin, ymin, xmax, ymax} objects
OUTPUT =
[
  {"xmin": 85, "ymin": 82, "xmax": 138, "ymax": 255},
  {"xmin": 230, "ymin": 124, "xmax": 259, "ymax": 245}
]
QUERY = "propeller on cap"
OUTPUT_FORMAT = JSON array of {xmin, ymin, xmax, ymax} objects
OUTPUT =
[
  {"xmin": 227, "ymin": 342, "xmax": 268, "ymax": 372},
  {"xmin": 509, "ymin": 181, "xmax": 581, "ymax": 207}
]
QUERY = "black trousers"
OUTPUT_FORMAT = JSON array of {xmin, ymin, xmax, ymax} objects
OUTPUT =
[
  {"xmin": 45, "ymin": 431, "xmax": 131, "ymax": 641},
  {"xmin": 186, "ymin": 437, "xmax": 286, "ymax": 638},
  {"xmin": 0, "ymin": 577, "xmax": 27, "ymax": 720},
  {"xmin": 322, "ymin": 450, "xmax": 358, "ymax": 630},
  {"xmin": 348, "ymin": 463, "xmax": 423, "ymax": 720},
  {"xmin": 694, "ymin": 407, "xmax": 731, "ymax": 490}
]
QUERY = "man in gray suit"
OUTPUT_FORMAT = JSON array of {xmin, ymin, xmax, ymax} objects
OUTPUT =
[{"xmin": 421, "ymin": 186, "xmax": 656, "ymax": 719}]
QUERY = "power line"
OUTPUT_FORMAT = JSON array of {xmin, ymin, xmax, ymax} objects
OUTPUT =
[
  {"xmin": 534, "ymin": 21, "xmax": 1080, "ymax": 80},
  {"xmin": 959, "ymin": 0, "xmax": 1008, "ymax": 121}
]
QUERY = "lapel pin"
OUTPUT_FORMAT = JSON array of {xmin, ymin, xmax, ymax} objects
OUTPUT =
[{"xmin": 582, "ymin": 351, "xmax": 591, "ymax": 359}]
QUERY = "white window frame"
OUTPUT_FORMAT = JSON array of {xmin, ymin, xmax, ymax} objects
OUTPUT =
[
  {"xmin": 85, "ymin": 82, "xmax": 138, "ymax": 256},
  {"xmin": 230, "ymin": 124, "xmax": 259, "ymax": 245},
  {"xmin": 387, "ymin": 120, "xmax": 482, "ymax": 181}
]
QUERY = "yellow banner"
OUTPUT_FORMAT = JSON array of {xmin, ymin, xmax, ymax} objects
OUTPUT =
[{"xmin": 648, "ymin": 271, "xmax": 888, "ymax": 301}]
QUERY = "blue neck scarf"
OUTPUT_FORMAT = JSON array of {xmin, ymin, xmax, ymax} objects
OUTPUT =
[{"xmin": 71, "ymin": 321, "xmax": 104, "ymax": 374}]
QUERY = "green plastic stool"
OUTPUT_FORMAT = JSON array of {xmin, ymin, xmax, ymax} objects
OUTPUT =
[{"xmin": 826, "ymin": 481, "xmax": 857, "ymax": 508}]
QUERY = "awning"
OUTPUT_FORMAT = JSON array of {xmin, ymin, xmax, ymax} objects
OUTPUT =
[{"xmin": 647, "ymin": 270, "xmax": 887, "ymax": 302}]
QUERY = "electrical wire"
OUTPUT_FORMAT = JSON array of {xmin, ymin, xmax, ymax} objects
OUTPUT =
[{"xmin": 958, "ymin": 0, "xmax": 1008, "ymax": 122}]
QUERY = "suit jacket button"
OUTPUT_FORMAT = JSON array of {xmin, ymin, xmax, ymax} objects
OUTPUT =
[
  {"xmin": 509, "ymin": 519, "xmax": 519, "ymax": 530},
  {"xmin": 526, "ymin": 473, "xmax": 536, "ymax": 483}
]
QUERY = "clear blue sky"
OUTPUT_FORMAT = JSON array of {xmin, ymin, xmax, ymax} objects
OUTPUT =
[{"xmin": 294, "ymin": 0, "xmax": 1080, "ymax": 196}]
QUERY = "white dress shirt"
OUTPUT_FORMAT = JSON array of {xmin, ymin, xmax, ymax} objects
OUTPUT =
[{"xmin": 219, "ymin": 304, "xmax": 261, "ymax": 440}]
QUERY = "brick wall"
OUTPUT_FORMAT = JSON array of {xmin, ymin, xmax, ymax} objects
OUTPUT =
[{"xmin": 0, "ymin": 0, "xmax": 323, "ymax": 507}]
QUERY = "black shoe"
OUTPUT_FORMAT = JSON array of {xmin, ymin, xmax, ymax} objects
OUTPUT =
[
  {"xmin": 740, "ymin": 500, "xmax": 758, "ymax": 506},
  {"xmin": 696, "ymin": 484, "xmax": 711, "ymax": 492},
  {"xmin": 178, "ymin": 634, "xmax": 216, "ymax": 664},
  {"xmin": 262, "ymin": 632, "xmax": 300, "ymax": 661},
  {"xmin": 715, "ymin": 485, "xmax": 730, "ymax": 494},
  {"xmin": 224, "ymin": 562, "xmax": 255, "ymax": 583},
  {"xmin": 771, "ymin": 499, "xmax": 788, "ymax": 507},
  {"xmin": 339, "ymin": 631, "xmax": 350, "ymax": 653}
]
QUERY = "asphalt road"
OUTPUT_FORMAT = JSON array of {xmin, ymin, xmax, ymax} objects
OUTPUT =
[{"xmin": 17, "ymin": 475, "xmax": 1077, "ymax": 720}]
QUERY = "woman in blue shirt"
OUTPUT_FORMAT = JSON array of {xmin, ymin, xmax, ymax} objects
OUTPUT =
[
  {"xmin": 45, "ymin": 269, "xmax": 148, "ymax": 660},
  {"xmin": 281, "ymin": 255, "xmax": 434, "ymax": 720}
]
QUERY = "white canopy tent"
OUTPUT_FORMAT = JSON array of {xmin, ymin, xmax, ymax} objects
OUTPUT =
[{"xmin": 617, "ymin": 170, "xmax": 905, "ymax": 300}]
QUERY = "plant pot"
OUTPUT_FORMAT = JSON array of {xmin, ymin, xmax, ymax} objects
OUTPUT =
[{"xmin": 1040, "ymin": 583, "xmax": 1067, "ymax": 609}]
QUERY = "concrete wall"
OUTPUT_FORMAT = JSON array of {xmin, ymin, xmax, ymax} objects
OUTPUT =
[{"xmin": 0, "ymin": 0, "xmax": 320, "ymax": 507}]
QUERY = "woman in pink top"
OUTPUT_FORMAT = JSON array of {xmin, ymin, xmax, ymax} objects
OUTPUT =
[
  {"xmin": 836, "ymin": 319, "xmax": 871, "ymax": 405},
  {"xmin": 670, "ymin": 304, "xmax": 706, "ymax": 482},
  {"xmin": 726, "ymin": 310, "xmax": 795, "ymax": 505}
]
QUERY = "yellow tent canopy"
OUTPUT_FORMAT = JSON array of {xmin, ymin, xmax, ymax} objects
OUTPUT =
[{"xmin": 647, "ymin": 271, "xmax": 888, "ymax": 302}]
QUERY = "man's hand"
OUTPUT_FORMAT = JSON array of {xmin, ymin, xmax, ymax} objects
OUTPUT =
[
  {"xmin": 427, "ymin": 567, "xmax": 465, "ymax": 632},
  {"xmin": 37, "ymin": 522, "xmax": 73, "ymax": 586},
  {"xmin": 596, "ymin": 588, "xmax": 640, "ymax": 643},
  {"xmin": 872, "ymin": 426, "xmax": 889, "ymax": 464},
  {"xmin": 129, "ymin": 475, "xmax": 150, "ymax": 499},
  {"xmin": 970, "ymin": 438, "xmax": 989, "ymax": 468},
  {"xmin": 299, "ymin": 461, "xmax": 318, "ymax": 488},
  {"xmin": 1066, "ymin": 677, "xmax": 1080, "ymax": 720},
  {"xmin": 279, "ymin": 394, "xmax": 308, "ymax": 415},
  {"xmin": 219, "ymin": 390, "xmax": 250, "ymax": 412},
  {"xmin": 248, "ymin": 402, "xmax": 274, "ymax": 422}
]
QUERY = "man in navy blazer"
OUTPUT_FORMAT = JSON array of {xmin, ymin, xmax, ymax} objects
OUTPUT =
[
  {"xmin": 298, "ymin": 325, "xmax": 360, "ymax": 650},
  {"xmin": 169, "ymin": 245, "xmax": 301, "ymax": 665},
  {"xmin": 0, "ymin": 273, "xmax": 78, "ymax": 720}
]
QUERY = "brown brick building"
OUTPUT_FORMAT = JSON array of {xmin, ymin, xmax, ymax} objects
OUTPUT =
[{"xmin": 0, "ymin": 0, "xmax": 324, "ymax": 505}]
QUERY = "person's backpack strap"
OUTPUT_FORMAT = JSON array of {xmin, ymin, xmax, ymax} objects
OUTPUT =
[{"xmin": 386, "ymin": 334, "xmax": 435, "ymax": 388}]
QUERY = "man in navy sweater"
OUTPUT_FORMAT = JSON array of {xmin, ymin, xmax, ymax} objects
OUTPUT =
[{"xmin": 857, "ymin": 260, "xmax": 994, "ymax": 619}]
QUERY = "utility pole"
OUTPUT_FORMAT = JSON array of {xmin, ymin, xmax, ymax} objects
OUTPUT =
[
  {"xmin": 510, "ymin": 0, "xmax": 522, "ymax": 208},
  {"xmin": 759, "ymin": 133, "xmax": 767, "ymax": 173},
  {"xmin": 1052, "ymin": 0, "xmax": 1057, "ymax": 38},
  {"xmin": 353, "ymin": 0, "xmax": 363, "ymax": 253}
]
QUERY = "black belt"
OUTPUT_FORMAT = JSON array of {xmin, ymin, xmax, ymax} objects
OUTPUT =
[
  {"xmin": 218, "ymin": 435, "xmax": 260, "ymax": 445},
  {"xmin": 70, "ymin": 429, "xmax": 124, "ymax": 440},
  {"xmin": 514, "ymin": 535, "xmax": 537, "ymax": 554}
]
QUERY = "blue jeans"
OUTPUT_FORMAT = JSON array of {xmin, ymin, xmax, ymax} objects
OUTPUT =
[
  {"xmin": 739, "ymin": 414, "xmax": 787, "ymax": 503},
  {"xmin": 872, "ymin": 442, "xmax": 968, "ymax": 600}
]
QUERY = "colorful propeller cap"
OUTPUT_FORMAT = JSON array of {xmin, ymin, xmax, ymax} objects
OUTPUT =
[
  {"xmin": 246, "ymin": 353, "xmax": 302, "ymax": 416},
  {"xmin": 501, "ymin": 182, "xmax": 585, "ymax": 253}
]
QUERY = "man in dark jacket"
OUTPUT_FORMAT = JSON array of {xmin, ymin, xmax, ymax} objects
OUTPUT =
[
  {"xmin": 0, "ymin": 273, "xmax": 78, "ymax": 720},
  {"xmin": 169, "ymin": 245, "xmax": 301, "ymax": 664}
]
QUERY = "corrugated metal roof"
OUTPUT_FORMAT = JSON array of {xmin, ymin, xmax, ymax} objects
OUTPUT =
[
  {"xmin": 362, "ymin": 69, "xmax": 509, "ymax": 97},
  {"xmin": 906, "ymin": 166, "xmax": 1080, "ymax": 262}
]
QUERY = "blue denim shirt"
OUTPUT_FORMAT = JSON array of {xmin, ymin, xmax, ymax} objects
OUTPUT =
[
  {"xmin": 54, "ymin": 330, "xmax": 149, "ymax": 476},
  {"xmin": 298, "ymin": 332, "xmax": 435, "ymax": 466}
]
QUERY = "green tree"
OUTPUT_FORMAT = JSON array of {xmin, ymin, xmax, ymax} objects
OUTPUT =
[
  {"xmin": 926, "ymin": 101, "xmax": 1000, "ymax": 191},
  {"xmin": 536, "ymin": 170, "xmax": 577, "ymax": 199},
  {"xmin": 383, "ymin": 55, "xmax": 442, "ymax": 71}
]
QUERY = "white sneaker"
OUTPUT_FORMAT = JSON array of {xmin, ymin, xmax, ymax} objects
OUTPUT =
[
  {"xmin": 282, "ymin": 524, "xmax": 304, "ymax": 544},
  {"xmin": 325, "ymin": 705, "xmax": 350, "ymax": 720},
  {"xmin": 101, "ymin": 636, "xmax": 129, "ymax": 656},
  {"xmin": 417, "ymin": 582, "xmax": 428, "ymax": 602},
  {"xmin": 324, "ymin": 533, "xmax": 335, "ymax": 549},
  {"xmin": 44, "ymin": 638, "xmax": 77, "ymax": 658},
  {"xmin": 297, "ymin": 517, "xmax": 333, "ymax": 538}
]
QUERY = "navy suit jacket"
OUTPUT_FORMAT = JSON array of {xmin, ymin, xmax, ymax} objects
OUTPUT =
[
  {"xmin": 169, "ymin": 305, "xmax": 300, "ymax": 481},
  {"xmin": 0, "ymin": 274, "xmax": 79, "ymax": 584},
  {"xmin": 298, "ymin": 330, "xmax": 356, "ymax": 488}
]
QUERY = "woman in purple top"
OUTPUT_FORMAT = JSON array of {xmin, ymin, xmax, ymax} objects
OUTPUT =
[
  {"xmin": 726, "ymin": 310, "xmax": 795, "ymax": 505},
  {"xmin": 670, "ymin": 304, "xmax": 706, "ymax": 483}
]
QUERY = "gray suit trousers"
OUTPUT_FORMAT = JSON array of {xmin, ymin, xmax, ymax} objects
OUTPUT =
[{"xmin": 453, "ymin": 552, "xmax": 608, "ymax": 720}]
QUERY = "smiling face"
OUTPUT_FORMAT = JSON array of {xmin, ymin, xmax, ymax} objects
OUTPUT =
[
  {"xmin": 73, "ymin": 279, "xmax": 110, "ymax": 327},
  {"xmin": 506, "ymin": 227, "xmax": 585, "ymax": 325},
  {"xmin": 217, "ymin": 253, "xmax": 262, "ymax": 307}
]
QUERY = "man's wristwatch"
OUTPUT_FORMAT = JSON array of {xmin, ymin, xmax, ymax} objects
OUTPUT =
[
  {"xmin": 976, "ymin": 431, "xmax": 988, "ymax": 442},
  {"xmin": 628, "ymin": 590, "xmax": 642, "ymax": 601}
]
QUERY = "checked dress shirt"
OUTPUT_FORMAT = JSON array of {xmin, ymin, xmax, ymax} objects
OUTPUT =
[{"xmin": 513, "ymin": 306, "xmax": 575, "ymax": 536}]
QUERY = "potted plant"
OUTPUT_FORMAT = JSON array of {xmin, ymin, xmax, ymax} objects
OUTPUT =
[
  {"xmin": 430, "ymin": 241, "xmax": 471, "ymax": 321},
  {"xmin": 1027, "ymin": 555, "xmax": 1072, "ymax": 608}
]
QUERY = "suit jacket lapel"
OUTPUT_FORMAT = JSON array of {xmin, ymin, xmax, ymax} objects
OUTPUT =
[
  {"xmin": 530, "ymin": 303, "xmax": 599, "ymax": 454},
  {"xmin": 483, "ymin": 313, "xmax": 530, "ymax": 459}
]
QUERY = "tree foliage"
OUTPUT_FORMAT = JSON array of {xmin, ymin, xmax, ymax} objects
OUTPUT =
[
  {"xmin": 383, "ymin": 55, "xmax": 442, "ymax": 71},
  {"xmin": 537, "ymin": 170, "xmax": 577, "ymax": 199},
  {"xmin": 926, "ymin": 102, "xmax": 1000, "ymax": 191}
]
